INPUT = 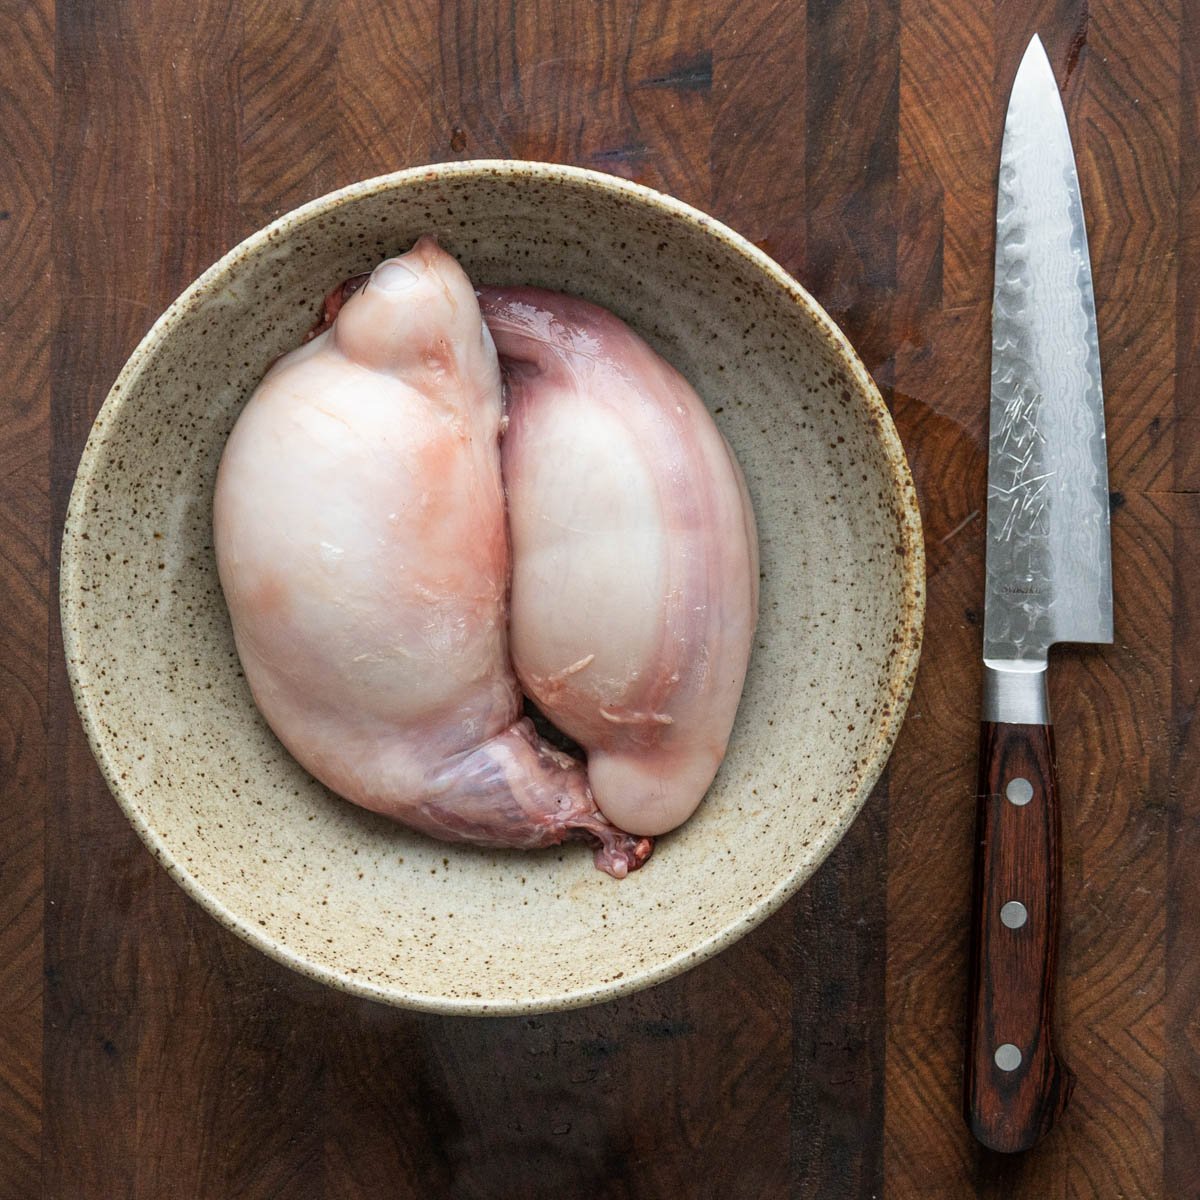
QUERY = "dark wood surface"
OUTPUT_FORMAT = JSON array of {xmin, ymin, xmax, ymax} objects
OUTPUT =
[
  {"xmin": 965, "ymin": 721, "xmax": 1072, "ymax": 1154},
  {"xmin": 1, "ymin": 0, "xmax": 1195, "ymax": 1195}
]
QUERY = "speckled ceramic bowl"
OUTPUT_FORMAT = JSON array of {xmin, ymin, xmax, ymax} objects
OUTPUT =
[{"xmin": 62, "ymin": 161, "xmax": 923, "ymax": 1014}]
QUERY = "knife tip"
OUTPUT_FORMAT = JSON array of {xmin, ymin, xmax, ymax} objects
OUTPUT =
[
  {"xmin": 1018, "ymin": 32, "xmax": 1054, "ymax": 78},
  {"xmin": 1012, "ymin": 31, "xmax": 1060, "ymax": 104}
]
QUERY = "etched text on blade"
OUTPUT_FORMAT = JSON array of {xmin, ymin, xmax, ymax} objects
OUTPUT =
[{"xmin": 984, "ymin": 97, "xmax": 1111, "ymax": 662}]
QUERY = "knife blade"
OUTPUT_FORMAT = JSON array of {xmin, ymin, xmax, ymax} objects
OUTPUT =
[{"xmin": 964, "ymin": 33, "xmax": 1111, "ymax": 1154}]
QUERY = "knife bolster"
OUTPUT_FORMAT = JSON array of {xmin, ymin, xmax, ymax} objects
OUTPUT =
[{"xmin": 983, "ymin": 661, "xmax": 1049, "ymax": 724}]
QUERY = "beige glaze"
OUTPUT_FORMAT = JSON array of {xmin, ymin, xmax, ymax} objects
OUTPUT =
[{"xmin": 61, "ymin": 161, "xmax": 925, "ymax": 1014}]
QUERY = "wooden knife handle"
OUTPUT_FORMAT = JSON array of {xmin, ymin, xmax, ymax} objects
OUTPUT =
[{"xmin": 964, "ymin": 720, "xmax": 1073, "ymax": 1153}]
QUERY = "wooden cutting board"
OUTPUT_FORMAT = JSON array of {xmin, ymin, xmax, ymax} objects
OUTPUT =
[{"xmin": 2, "ymin": 0, "xmax": 1193, "ymax": 1195}]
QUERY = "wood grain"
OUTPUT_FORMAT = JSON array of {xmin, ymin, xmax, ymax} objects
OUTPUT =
[
  {"xmin": 1167, "ymin": 496, "xmax": 1200, "ymax": 1199},
  {"xmin": 711, "ymin": 0, "xmax": 806, "ymax": 276},
  {"xmin": 886, "ymin": 0, "xmax": 992, "ymax": 1189},
  {"xmin": 0, "ymin": 0, "xmax": 1191, "ymax": 1195},
  {"xmin": 239, "ymin": 0, "xmax": 339, "ymax": 225},
  {"xmin": 1046, "ymin": 1, "xmax": 1175, "ymax": 1191},
  {"xmin": 49, "ymin": 2, "xmax": 244, "ymax": 1196},
  {"xmin": 1168, "ymin": 9, "xmax": 1200, "ymax": 1198},
  {"xmin": 0, "ymin": 2, "xmax": 52, "ymax": 1197}
]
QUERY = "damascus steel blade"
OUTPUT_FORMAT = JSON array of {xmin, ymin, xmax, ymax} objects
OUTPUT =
[{"xmin": 984, "ymin": 34, "xmax": 1111, "ymax": 669}]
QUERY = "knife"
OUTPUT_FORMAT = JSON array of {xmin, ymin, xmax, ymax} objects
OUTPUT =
[{"xmin": 964, "ymin": 33, "xmax": 1111, "ymax": 1154}]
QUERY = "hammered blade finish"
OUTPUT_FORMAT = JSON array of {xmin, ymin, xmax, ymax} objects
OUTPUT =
[{"xmin": 984, "ymin": 35, "xmax": 1112, "ymax": 665}]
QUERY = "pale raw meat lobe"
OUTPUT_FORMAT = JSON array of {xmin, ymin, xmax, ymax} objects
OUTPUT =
[
  {"xmin": 480, "ymin": 287, "xmax": 759, "ymax": 838},
  {"xmin": 214, "ymin": 239, "xmax": 652, "ymax": 877}
]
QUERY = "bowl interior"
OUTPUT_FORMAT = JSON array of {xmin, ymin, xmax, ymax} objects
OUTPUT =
[{"xmin": 62, "ymin": 163, "xmax": 922, "ymax": 1012}]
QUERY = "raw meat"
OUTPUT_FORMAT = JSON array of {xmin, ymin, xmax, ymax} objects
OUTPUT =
[
  {"xmin": 480, "ymin": 287, "xmax": 759, "ymax": 838},
  {"xmin": 214, "ymin": 238, "xmax": 652, "ymax": 877}
]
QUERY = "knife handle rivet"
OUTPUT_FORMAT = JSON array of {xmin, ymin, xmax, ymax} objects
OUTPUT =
[
  {"xmin": 994, "ymin": 1043, "xmax": 1023, "ymax": 1072},
  {"xmin": 1000, "ymin": 900, "xmax": 1028, "ymax": 929},
  {"xmin": 1006, "ymin": 777, "xmax": 1034, "ymax": 806}
]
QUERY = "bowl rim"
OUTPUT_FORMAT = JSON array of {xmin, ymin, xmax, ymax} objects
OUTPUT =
[{"xmin": 61, "ymin": 158, "xmax": 925, "ymax": 1015}]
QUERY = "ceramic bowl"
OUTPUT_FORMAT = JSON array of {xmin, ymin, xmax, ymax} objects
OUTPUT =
[{"xmin": 62, "ymin": 161, "xmax": 924, "ymax": 1014}]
